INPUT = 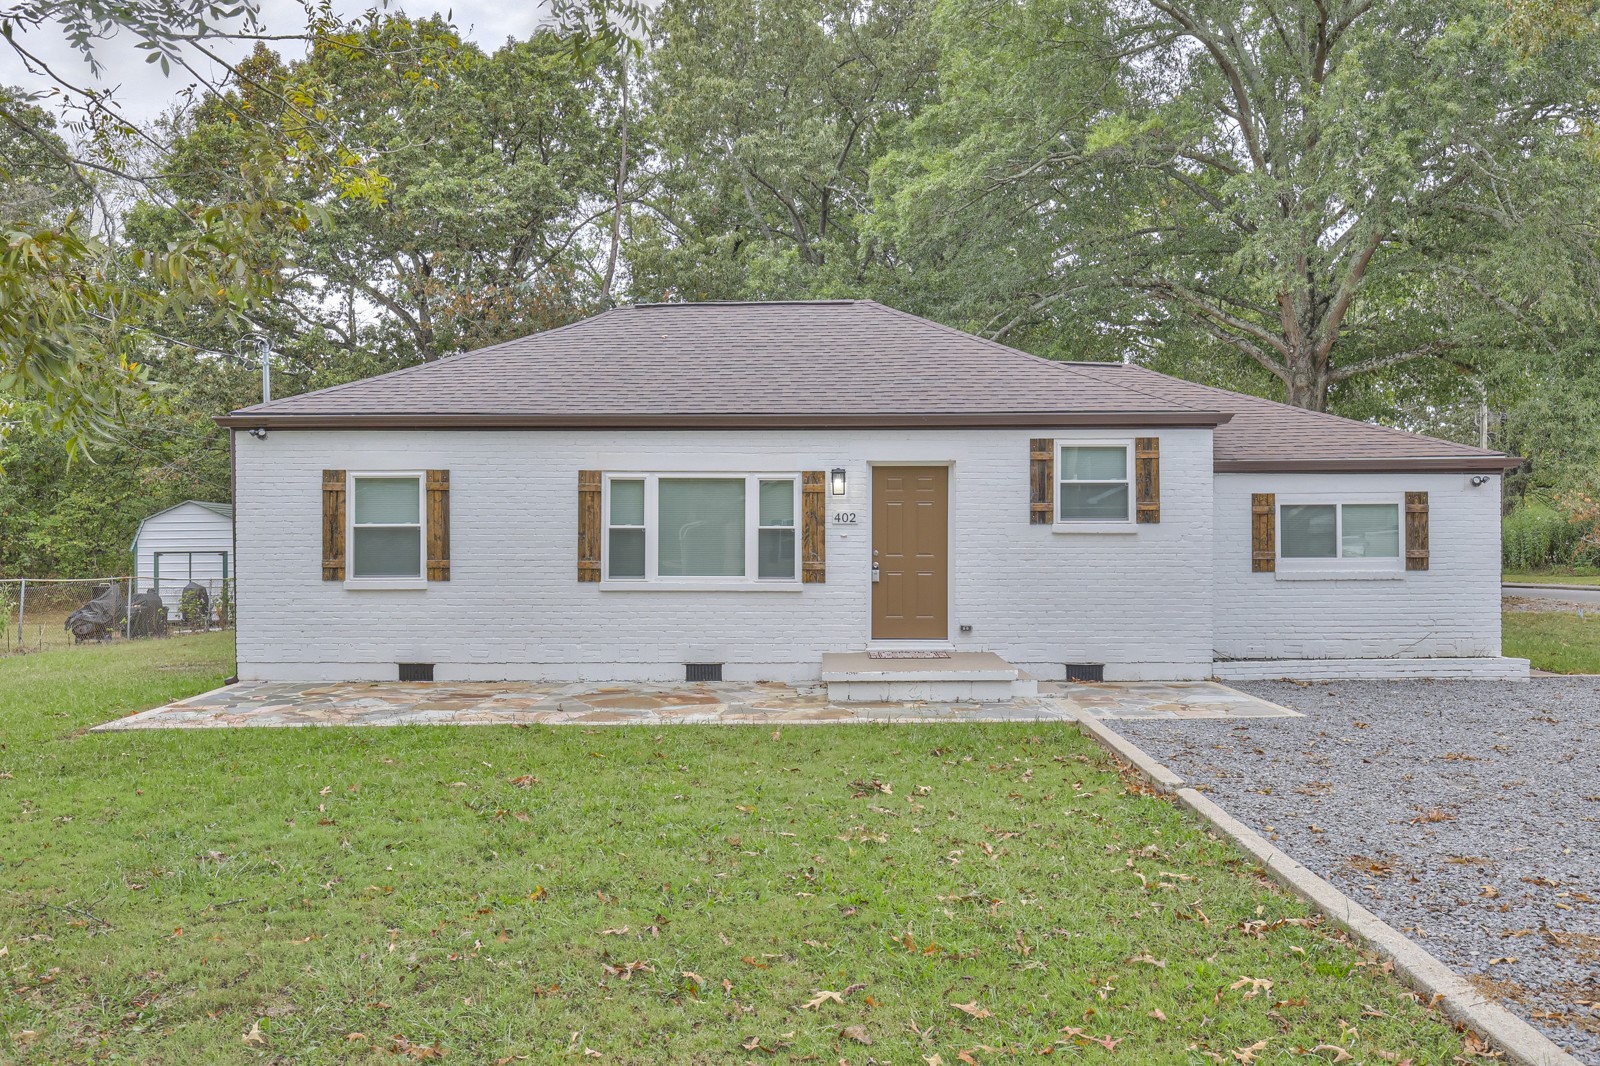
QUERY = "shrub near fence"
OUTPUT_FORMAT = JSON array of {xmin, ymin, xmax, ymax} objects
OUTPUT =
[{"xmin": 1502, "ymin": 501, "xmax": 1597, "ymax": 571}]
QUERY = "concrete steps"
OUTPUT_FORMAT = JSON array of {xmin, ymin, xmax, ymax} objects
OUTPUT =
[{"xmin": 821, "ymin": 651, "xmax": 1037, "ymax": 703}]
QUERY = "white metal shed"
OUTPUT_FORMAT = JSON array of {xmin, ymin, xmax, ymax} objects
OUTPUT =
[{"xmin": 130, "ymin": 501, "xmax": 233, "ymax": 621}]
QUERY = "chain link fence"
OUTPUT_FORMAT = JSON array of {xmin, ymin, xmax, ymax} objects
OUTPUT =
[{"xmin": 0, "ymin": 575, "xmax": 233, "ymax": 656}]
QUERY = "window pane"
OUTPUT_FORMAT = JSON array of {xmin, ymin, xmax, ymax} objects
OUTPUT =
[
  {"xmin": 1059, "ymin": 482, "xmax": 1129, "ymax": 521},
  {"xmin": 609, "ymin": 528, "xmax": 645, "ymax": 578},
  {"xmin": 353, "ymin": 477, "xmax": 419, "ymax": 524},
  {"xmin": 352, "ymin": 527, "xmax": 421, "ymax": 577},
  {"xmin": 659, "ymin": 478, "xmax": 745, "ymax": 577},
  {"xmin": 1342, "ymin": 504, "xmax": 1400, "ymax": 558},
  {"xmin": 758, "ymin": 529, "xmax": 796, "ymax": 579},
  {"xmin": 1060, "ymin": 446, "xmax": 1126, "ymax": 481},
  {"xmin": 759, "ymin": 479, "xmax": 795, "ymax": 527},
  {"xmin": 1281, "ymin": 504, "xmax": 1337, "ymax": 558},
  {"xmin": 610, "ymin": 479, "xmax": 644, "ymax": 526}
]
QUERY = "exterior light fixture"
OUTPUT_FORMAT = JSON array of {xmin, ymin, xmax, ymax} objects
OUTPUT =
[
  {"xmin": 248, "ymin": 427, "xmax": 269, "ymax": 441},
  {"xmin": 830, "ymin": 467, "xmax": 847, "ymax": 496}
]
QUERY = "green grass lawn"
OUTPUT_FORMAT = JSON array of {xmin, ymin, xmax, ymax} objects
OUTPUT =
[
  {"xmin": 2, "ymin": 638, "xmax": 1472, "ymax": 1063},
  {"xmin": 1503, "ymin": 567, "xmax": 1600, "ymax": 586},
  {"xmin": 1503, "ymin": 609, "xmax": 1600, "ymax": 673}
]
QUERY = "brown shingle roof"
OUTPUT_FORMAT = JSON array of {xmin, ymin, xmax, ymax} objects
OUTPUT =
[{"xmin": 218, "ymin": 300, "xmax": 1516, "ymax": 472}]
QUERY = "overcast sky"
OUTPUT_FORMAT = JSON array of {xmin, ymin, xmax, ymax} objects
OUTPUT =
[{"xmin": 8, "ymin": 0, "xmax": 555, "ymax": 125}]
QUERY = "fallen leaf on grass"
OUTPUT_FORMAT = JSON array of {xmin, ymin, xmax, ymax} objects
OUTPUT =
[
  {"xmin": 840, "ymin": 1025, "xmax": 872, "ymax": 1045},
  {"xmin": 508, "ymin": 775, "xmax": 540, "ymax": 787},
  {"xmin": 1148, "ymin": 1008, "xmax": 1167, "ymax": 1021},
  {"xmin": 1233, "ymin": 1040, "xmax": 1268, "ymax": 1063},
  {"xmin": 801, "ymin": 990, "xmax": 846, "ymax": 1010},
  {"xmin": 241, "ymin": 1020, "xmax": 267, "ymax": 1046},
  {"xmin": 600, "ymin": 927, "xmax": 630, "ymax": 936},
  {"xmin": 1305, "ymin": 1044, "xmax": 1354, "ymax": 1063},
  {"xmin": 951, "ymin": 1000, "xmax": 992, "ymax": 1019},
  {"xmin": 1127, "ymin": 953, "xmax": 1166, "ymax": 968},
  {"xmin": 601, "ymin": 961, "xmax": 653, "ymax": 980},
  {"xmin": 1228, "ymin": 976, "xmax": 1273, "ymax": 999}
]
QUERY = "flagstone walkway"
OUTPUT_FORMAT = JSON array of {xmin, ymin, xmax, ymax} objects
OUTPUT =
[{"xmin": 94, "ymin": 678, "xmax": 1298, "ymax": 731}]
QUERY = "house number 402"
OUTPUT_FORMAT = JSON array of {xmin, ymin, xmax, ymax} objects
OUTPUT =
[{"xmin": 833, "ymin": 512, "xmax": 858, "ymax": 525}]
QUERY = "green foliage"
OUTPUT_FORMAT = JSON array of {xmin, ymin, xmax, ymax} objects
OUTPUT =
[{"xmin": 1501, "ymin": 501, "xmax": 1593, "ymax": 571}]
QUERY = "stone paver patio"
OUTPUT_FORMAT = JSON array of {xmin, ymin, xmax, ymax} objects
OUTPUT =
[{"xmin": 94, "ymin": 678, "xmax": 1298, "ymax": 731}]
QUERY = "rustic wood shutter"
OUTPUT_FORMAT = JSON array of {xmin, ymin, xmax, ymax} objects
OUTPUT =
[
  {"xmin": 1030, "ymin": 438, "xmax": 1054, "ymax": 524},
  {"xmin": 1251, "ymin": 493, "xmax": 1276, "ymax": 573},
  {"xmin": 801, "ymin": 471, "xmax": 826, "ymax": 583},
  {"xmin": 1405, "ymin": 491, "xmax": 1430, "ymax": 571},
  {"xmin": 578, "ymin": 470, "xmax": 602, "ymax": 582},
  {"xmin": 1134, "ymin": 437, "xmax": 1160, "ymax": 523},
  {"xmin": 322, "ymin": 470, "xmax": 346, "ymax": 581},
  {"xmin": 426, "ymin": 470, "xmax": 450, "ymax": 581}
]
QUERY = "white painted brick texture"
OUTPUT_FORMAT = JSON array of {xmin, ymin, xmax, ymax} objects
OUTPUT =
[
  {"xmin": 234, "ymin": 428, "xmax": 1216, "ymax": 681},
  {"xmin": 1212, "ymin": 472, "xmax": 1504, "ymax": 661}
]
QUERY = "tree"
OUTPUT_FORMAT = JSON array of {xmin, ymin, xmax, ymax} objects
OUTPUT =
[
  {"xmin": 142, "ymin": 18, "xmax": 623, "ymax": 366},
  {"xmin": 629, "ymin": 0, "xmax": 938, "ymax": 301},
  {"xmin": 874, "ymin": 0, "xmax": 1600, "ymax": 410}
]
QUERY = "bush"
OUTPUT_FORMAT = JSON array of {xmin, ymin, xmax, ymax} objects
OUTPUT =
[{"xmin": 1502, "ymin": 501, "xmax": 1594, "ymax": 570}]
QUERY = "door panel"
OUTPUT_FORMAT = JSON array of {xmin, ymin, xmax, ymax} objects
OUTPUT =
[{"xmin": 872, "ymin": 466, "xmax": 949, "ymax": 639}]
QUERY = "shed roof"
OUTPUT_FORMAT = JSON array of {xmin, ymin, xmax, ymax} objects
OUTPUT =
[
  {"xmin": 130, "ymin": 500, "xmax": 234, "ymax": 550},
  {"xmin": 218, "ymin": 300, "xmax": 1515, "ymax": 472}
]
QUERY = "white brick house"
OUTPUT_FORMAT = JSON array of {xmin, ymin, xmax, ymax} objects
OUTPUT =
[{"xmin": 218, "ymin": 300, "xmax": 1525, "ymax": 686}]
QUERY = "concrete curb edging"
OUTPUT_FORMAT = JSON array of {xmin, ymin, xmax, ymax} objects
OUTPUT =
[{"xmin": 1070, "ymin": 715, "xmax": 1585, "ymax": 1066}]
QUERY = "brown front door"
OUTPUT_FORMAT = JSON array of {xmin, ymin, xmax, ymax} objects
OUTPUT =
[{"xmin": 872, "ymin": 466, "xmax": 949, "ymax": 640}]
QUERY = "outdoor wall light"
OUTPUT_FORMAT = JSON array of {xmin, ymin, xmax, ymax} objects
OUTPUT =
[
  {"xmin": 248, "ymin": 427, "xmax": 268, "ymax": 440},
  {"xmin": 830, "ymin": 467, "xmax": 847, "ymax": 496},
  {"xmin": 1470, "ymin": 474, "xmax": 1490, "ymax": 487}
]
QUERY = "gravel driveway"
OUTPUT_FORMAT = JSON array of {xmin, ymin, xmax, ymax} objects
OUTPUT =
[{"xmin": 1114, "ymin": 678, "xmax": 1600, "ymax": 1063}]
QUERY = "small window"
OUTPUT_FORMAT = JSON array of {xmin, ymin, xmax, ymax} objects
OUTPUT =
[
  {"xmin": 1058, "ymin": 444, "xmax": 1131, "ymax": 523},
  {"xmin": 1280, "ymin": 501, "xmax": 1400, "ymax": 561},
  {"xmin": 604, "ymin": 474, "xmax": 800, "ymax": 583},
  {"xmin": 351, "ymin": 475, "xmax": 423, "ymax": 578}
]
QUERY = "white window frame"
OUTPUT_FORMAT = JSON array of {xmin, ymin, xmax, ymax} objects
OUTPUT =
[
  {"xmin": 344, "ymin": 471, "xmax": 427, "ymax": 590},
  {"xmin": 1275, "ymin": 493, "xmax": 1405, "ymax": 574},
  {"xmin": 602, "ymin": 472, "xmax": 804, "ymax": 590},
  {"xmin": 1054, "ymin": 439, "xmax": 1135, "ymax": 531}
]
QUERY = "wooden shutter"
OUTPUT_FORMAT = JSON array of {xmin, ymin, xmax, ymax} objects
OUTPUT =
[
  {"xmin": 1029, "ymin": 438, "xmax": 1054, "ymax": 524},
  {"xmin": 578, "ymin": 470, "xmax": 602, "ymax": 583},
  {"xmin": 1134, "ymin": 437, "xmax": 1160, "ymax": 523},
  {"xmin": 1405, "ymin": 491, "xmax": 1430, "ymax": 571},
  {"xmin": 426, "ymin": 470, "xmax": 450, "ymax": 581},
  {"xmin": 1251, "ymin": 493, "xmax": 1276, "ymax": 572},
  {"xmin": 801, "ymin": 471, "xmax": 826, "ymax": 583},
  {"xmin": 322, "ymin": 470, "xmax": 346, "ymax": 581}
]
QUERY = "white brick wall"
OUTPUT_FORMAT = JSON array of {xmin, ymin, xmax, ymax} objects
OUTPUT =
[
  {"xmin": 1212, "ymin": 472, "xmax": 1504, "ymax": 662},
  {"xmin": 234, "ymin": 427, "xmax": 1217, "ymax": 682}
]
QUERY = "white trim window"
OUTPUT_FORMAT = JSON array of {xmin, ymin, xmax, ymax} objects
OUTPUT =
[
  {"xmin": 604, "ymin": 474, "xmax": 800, "ymax": 585},
  {"xmin": 1278, "ymin": 498, "xmax": 1402, "ymax": 569},
  {"xmin": 1057, "ymin": 442, "xmax": 1133, "ymax": 524},
  {"xmin": 348, "ymin": 473, "xmax": 425, "ymax": 583}
]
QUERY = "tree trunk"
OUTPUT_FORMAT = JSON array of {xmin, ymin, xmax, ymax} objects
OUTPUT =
[{"xmin": 1284, "ymin": 357, "xmax": 1331, "ymax": 412}]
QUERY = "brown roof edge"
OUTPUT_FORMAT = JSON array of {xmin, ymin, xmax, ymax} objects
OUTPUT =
[
  {"xmin": 214, "ymin": 409, "xmax": 1236, "ymax": 430},
  {"xmin": 1215, "ymin": 455, "xmax": 1522, "ymax": 474}
]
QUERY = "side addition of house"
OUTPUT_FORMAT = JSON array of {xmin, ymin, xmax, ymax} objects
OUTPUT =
[{"xmin": 217, "ymin": 300, "xmax": 1526, "ymax": 689}]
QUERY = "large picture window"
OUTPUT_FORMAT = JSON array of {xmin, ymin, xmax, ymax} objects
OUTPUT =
[
  {"xmin": 605, "ymin": 474, "xmax": 800, "ymax": 583},
  {"xmin": 350, "ymin": 475, "xmax": 424, "ymax": 578},
  {"xmin": 1280, "ymin": 501, "xmax": 1401, "ymax": 562},
  {"xmin": 1058, "ymin": 443, "xmax": 1132, "ymax": 523}
]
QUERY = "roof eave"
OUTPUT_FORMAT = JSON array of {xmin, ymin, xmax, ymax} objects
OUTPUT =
[
  {"xmin": 215, "ymin": 410, "xmax": 1235, "ymax": 430},
  {"xmin": 1215, "ymin": 455, "xmax": 1522, "ymax": 474}
]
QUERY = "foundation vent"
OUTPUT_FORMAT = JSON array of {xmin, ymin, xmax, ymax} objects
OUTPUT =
[
  {"xmin": 1062, "ymin": 663, "xmax": 1105, "ymax": 683},
  {"xmin": 685, "ymin": 663, "xmax": 724, "ymax": 682},
  {"xmin": 398, "ymin": 663, "xmax": 435, "ymax": 682}
]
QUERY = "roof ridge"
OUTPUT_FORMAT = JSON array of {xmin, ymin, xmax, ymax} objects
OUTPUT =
[
  {"xmin": 1114, "ymin": 364, "xmax": 1507, "ymax": 457},
  {"xmin": 628, "ymin": 299, "xmax": 864, "ymax": 308},
  {"xmin": 855, "ymin": 301, "xmax": 1216, "ymax": 416}
]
